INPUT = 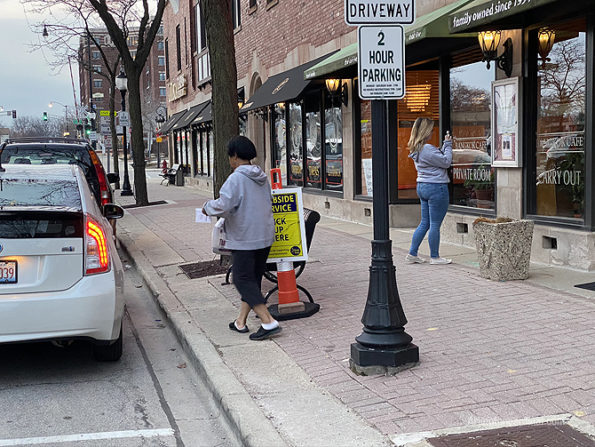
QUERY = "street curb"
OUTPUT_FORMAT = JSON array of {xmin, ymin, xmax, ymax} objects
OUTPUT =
[{"xmin": 117, "ymin": 232, "xmax": 289, "ymax": 447}]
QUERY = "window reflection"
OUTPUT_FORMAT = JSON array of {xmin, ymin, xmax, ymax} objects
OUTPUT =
[
  {"xmin": 325, "ymin": 105, "xmax": 343, "ymax": 190},
  {"xmin": 450, "ymin": 57, "xmax": 495, "ymax": 209},
  {"xmin": 535, "ymin": 21, "xmax": 586, "ymax": 219},
  {"xmin": 288, "ymin": 102, "xmax": 303, "ymax": 186},
  {"xmin": 359, "ymin": 100, "xmax": 373, "ymax": 196},
  {"xmin": 305, "ymin": 99, "xmax": 321, "ymax": 189},
  {"xmin": 273, "ymin": 103, "xmax": 287, "ymax": 184},
  {"xmin": 397, "ymin": 70, "xmax": 439, "ymax": 200}
]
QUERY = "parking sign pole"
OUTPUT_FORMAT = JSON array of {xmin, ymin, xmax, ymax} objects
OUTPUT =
[{"xmin": 345, "ymin": 0, "xmax": 419, "ymax": 373}]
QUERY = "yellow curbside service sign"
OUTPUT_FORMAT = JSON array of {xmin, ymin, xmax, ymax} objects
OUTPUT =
[{"xmin": 267, "ymin": 187, "xmax": 308, "ymax": 263}]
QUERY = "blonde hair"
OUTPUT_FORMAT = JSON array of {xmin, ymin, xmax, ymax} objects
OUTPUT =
[{"xmin": 407, "ymin": 118, "xmax": 434, "ymax": 154}]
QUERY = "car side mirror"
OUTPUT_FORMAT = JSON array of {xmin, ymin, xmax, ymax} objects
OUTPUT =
[
  {"xmin": 107, "ymin": 173, "xmax": 120, "ymax": 184},
  {"xmin": 103, "ymin": 203, "xmax": 125, "ymax": 220}
]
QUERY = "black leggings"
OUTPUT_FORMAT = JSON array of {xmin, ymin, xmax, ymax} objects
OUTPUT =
[{"xmin": 231, "ymin": 247, "xmax": 271, "ymax": 308}]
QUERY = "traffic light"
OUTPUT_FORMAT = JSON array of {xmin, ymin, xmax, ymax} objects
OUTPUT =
[
  {"xmin": 85, "ymin": 124, "xmax": 91, "ymax": 136},
  {"xmin": 42, "ymin": 111, "xmax": 48, "ymax": 121},
  {"xmin": 90, "ymin": 118, "xmax": 96, "ymax": 131},
  {"xmin": 11, "ymin": 110, "xmax": 16, "ymax": 119}
]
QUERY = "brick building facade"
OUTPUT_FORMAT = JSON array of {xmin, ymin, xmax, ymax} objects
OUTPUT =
[{"xmin": 160, "ymin": 0, "xmax": 595, "ymax": 270}]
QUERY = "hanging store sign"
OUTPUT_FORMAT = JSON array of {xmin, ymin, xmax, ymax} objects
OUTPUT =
[
  {"xmin": 358, "ymin": 25, "xmax": 405, "ymax": 100},
  {"xmin": 345, "ymin": 0, "xmax": 415, "ymax": 25}
]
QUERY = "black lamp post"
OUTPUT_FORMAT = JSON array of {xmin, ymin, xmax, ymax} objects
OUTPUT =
[
  {"xmin": 117, "ymin": 68, "xmax": 133, "ymax": 196},
  {"xmin": 155, "ymin": 114, "xmax": 166, "ymax": 168},
  {"xmin": 349, "ymin": 100, "xmax": 419, "ymax": 374}
]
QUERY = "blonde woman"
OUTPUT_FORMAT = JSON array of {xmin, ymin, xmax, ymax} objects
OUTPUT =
[{"xmin": 406, "ymin": 117, "xmax": 453, "ymax": 265}]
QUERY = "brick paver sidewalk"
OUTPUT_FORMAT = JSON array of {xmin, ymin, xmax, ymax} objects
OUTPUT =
[{"xmin": 119, "ymin": 173, "xmax": 595, "ymax": 443}]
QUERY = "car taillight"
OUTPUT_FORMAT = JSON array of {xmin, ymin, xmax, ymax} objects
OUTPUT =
[
  {"xmin": 89, "ymin": 149, "xmax": 111, "ymax": 206},
  {"xmin": 85, "ymin": 216, "xmax": 110, "ymax": 275}
]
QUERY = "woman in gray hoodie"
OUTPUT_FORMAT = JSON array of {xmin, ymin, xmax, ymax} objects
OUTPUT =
[
  {"xmin": 203, "ymin": 136, "xmax": 281, "ymax": 340},
  {"xmin": 406, "ymin": 117, "xmax": 453, "ymax": 265}
]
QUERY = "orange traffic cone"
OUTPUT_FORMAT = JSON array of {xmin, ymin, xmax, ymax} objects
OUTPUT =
[{"xmin": 276, "ymin": 261, "xmax": 305, "ymax": 314}]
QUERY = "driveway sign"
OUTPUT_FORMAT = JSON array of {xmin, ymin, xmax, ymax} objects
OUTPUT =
[
  {"xmin": 358, "ymin": 25, "xmax": 405, "ymax": 100},
  {"xmin": 345, "ymin": 0, "xmax": 414, "ymax": 25}
]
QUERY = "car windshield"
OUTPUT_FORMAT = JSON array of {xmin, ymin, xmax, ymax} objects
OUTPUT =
[{"xmin": 0, "ymin": 178, "xmax": 82, "ymax": 209}]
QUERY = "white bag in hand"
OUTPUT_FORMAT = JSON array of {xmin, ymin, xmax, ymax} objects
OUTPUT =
[{"xmin": 212, "ymin": 218, "xmax": 231, "ymax": 254}]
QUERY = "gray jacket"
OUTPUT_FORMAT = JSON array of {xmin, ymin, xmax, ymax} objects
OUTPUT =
[
  {"xmin": 409, "ymin": 140, "xmax": 452, "ymax": 183},
  {"xmin": 204, "ymin": 165, "xmax": 275, "ymax": 250}
]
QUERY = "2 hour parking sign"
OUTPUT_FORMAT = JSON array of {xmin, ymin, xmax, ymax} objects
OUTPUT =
[{"xmin": 358, "ymin": 25, "xmax": 405, "ymax": 100}]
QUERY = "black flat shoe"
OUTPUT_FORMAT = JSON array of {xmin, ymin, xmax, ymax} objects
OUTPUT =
[
  {"xmin": 229, "ymin": 321, "xmax": 249, "ymax": 333},
  {"xmin": 249, "ymin": 325, "xmax": 281, "ymax": 340}
]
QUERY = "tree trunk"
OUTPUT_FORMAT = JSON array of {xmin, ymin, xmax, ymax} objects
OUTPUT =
[
  {"xmin": 125, "ymin": 64, "xmax": 149, "ymax": 206},
  {"xmin": 203, "ymin": 0, "xmax": 238, "ymax": 197}
]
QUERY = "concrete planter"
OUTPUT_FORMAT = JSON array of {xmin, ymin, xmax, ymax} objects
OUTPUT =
[{"xmin": 473, "ymin": 219, "xmax": 534, "ymax": 281}]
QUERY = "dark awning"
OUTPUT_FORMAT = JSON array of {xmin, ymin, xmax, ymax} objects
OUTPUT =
[
  {"xmin": 304, "ymin": 44, "xmax": 357, "ymax": 80},
  {"xmin": 241, "ymin": 53, "xmax": 335, "ymax": 113},
  {"xmin": 172, "ymin": 103, "xmax": 207, "ymax": 131},
  {"xmin": 449, "ymin": 0, "xmax": 557, "ymax": 33},
  {"xmin": 192, "ymin": 101, "xmax": 212, "ymax": 125},
  {"xmin": 159, "ymin": 110, "xmax": 186, "ymax": 134}
]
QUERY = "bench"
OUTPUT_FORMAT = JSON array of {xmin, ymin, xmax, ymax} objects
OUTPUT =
[
  {"xmin": 160, "ymin": 163, "xmax": 182, "ymax": 186},
  {"xmin": 224, "ymin": 208, "xmax": 321, "ymax": 304}
]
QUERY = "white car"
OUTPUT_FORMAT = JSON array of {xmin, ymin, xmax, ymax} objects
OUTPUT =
[{"xmin": 0, "ymin": 164, "xmax": 125, "ymax": 361}]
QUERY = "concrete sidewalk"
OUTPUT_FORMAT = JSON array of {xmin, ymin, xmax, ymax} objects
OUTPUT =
[{"xmin": 115, "ymin": 171, "xmax": 595, "ymax": 447}]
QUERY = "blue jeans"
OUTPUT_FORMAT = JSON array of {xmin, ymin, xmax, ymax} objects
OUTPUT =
[{"xmin": 409, "ymin": 183, "xmax": 449, "ymax": 259}]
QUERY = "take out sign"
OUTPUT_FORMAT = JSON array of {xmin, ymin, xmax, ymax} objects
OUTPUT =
[{"xmin": 344, "ymin": 0, "xmax": 415, "ymax": 25}]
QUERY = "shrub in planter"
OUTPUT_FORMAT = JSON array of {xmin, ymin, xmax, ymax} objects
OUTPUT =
[{"xmin": 472, "ymin": 217, "xmax": 534, "ymax": 281}]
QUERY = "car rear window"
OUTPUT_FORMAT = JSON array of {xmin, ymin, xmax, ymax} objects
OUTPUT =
[
  {"xmin": 1, "ymin": 145, "xmax": 92, "ymax": 172},
  {"xmin": 0, "ymin": 211, "xmax": 83, "ymax": 238},
  {"xmin": 0, "ymin": 178, "xmax": 82, "ymax": 209}
]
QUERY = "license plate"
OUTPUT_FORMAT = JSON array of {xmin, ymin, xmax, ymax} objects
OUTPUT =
[{"xmin": 0, "ymin": 261, "xmax": 17, "ymax": 284}]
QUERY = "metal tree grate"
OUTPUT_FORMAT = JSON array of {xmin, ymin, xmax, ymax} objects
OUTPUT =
[
  {"xmin": 179, "ymin": 260, "xmax": 228, "ymax": 279},
  {"xmin": 428, "ymin": 424, "xmax": 595, "ymax": 446}
]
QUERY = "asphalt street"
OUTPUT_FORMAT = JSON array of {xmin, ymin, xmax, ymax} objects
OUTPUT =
[{"xmin": 0, "ymin": 253, "xmax": 238, "ymax": 447}]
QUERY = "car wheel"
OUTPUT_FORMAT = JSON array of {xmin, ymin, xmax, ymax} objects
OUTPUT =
[{"xmin": 93, "ymin": 324, "xmax": 123, "ymax": 361}]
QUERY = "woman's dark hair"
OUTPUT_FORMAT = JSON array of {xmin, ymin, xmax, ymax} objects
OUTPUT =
[{"xmin": 227, "ymin": 135, "xmax": 257, "ymax": 160}]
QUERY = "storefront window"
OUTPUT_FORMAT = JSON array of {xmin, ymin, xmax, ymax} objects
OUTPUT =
[
  {"xmin": 305, "ymin": 96, "xmax": 322, "ymax": 189},
  {"xmin": 325, "ymin": 104, "xmax": 343, "ymax": 191},
  {"xmin": 273, "ymin": 103, "xmax": 287, "ymax": 184},
  {"xmin": 535, "ymin": 20, "xmax": 586, "ymax": 219},
  {"xmin": 397, "ymin": 70, "xmax": 439, "ymax": 199},
  {"xmin": 450, "ymin": 54, "xmax": 495, "ymax": 209},
  {"xmin": 359, "ymin": 100, "xmax": 373, "ymax": 196},
  {"xmin": 239, "ymin": 114, "xmax": 247, "ymax": 136},
  {"xmin": 200, "ymin": 130, "xmax": 209, "ymax": 175},
  {"xmin": 288, "ymin": 102, "xmax": 304, "ymax": 186}
]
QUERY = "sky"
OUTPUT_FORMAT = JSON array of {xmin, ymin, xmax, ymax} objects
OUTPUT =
[{"xmin": 0, "ymin": 0, "xmax": 79, "ymax": 128}]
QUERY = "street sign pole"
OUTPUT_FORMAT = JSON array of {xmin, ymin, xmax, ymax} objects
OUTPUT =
[{"xmin": 345, "ymin": 0, "xmax": 419, "ymax": 374}]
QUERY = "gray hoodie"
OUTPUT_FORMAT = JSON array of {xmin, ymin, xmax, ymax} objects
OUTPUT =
[
  {"xmin": 204, "ymin": 164, "xmax": 275, "ymax": 250},
  {"xmin": 409, "ymin": 140, "xmax": 452, "ymax": 183}
]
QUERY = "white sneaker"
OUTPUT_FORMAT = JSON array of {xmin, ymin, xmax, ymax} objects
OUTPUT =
[
  {"xmin": 430, "ymin": 257, "xmax": 452, "ymax": 265},
  {"xmin": 405, "ymin": 254, "xmax": 425, "ymax": 264}
]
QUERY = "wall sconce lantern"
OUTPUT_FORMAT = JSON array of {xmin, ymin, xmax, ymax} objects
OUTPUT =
[
  {"xmin": 537, "ymin": 28, "xmax": 555, "ymax": 69},
  {"xmin": 325, "ymin": 78, "xmax": 349, "ymax": 107},
  {"xmin": 477, "ymin": 31, "xmax": 513, "ymax": 77},
  {"xmin": 238, "ymin": 87, "xmax": 245, "ymax": 110}
]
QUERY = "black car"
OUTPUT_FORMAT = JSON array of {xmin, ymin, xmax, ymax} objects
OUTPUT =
[{"xmin": 0, "ymin": 137, "xmax": 119, "ymax": 208}]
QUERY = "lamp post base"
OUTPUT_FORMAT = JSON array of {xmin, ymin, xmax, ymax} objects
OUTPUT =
[
  {"xmin": 350, "ymin": 342, "xmax": 419, "ymax": 375},
  {"xmin": 120, "ymin": 189, "xmax": 134, "ymax": 197}
]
